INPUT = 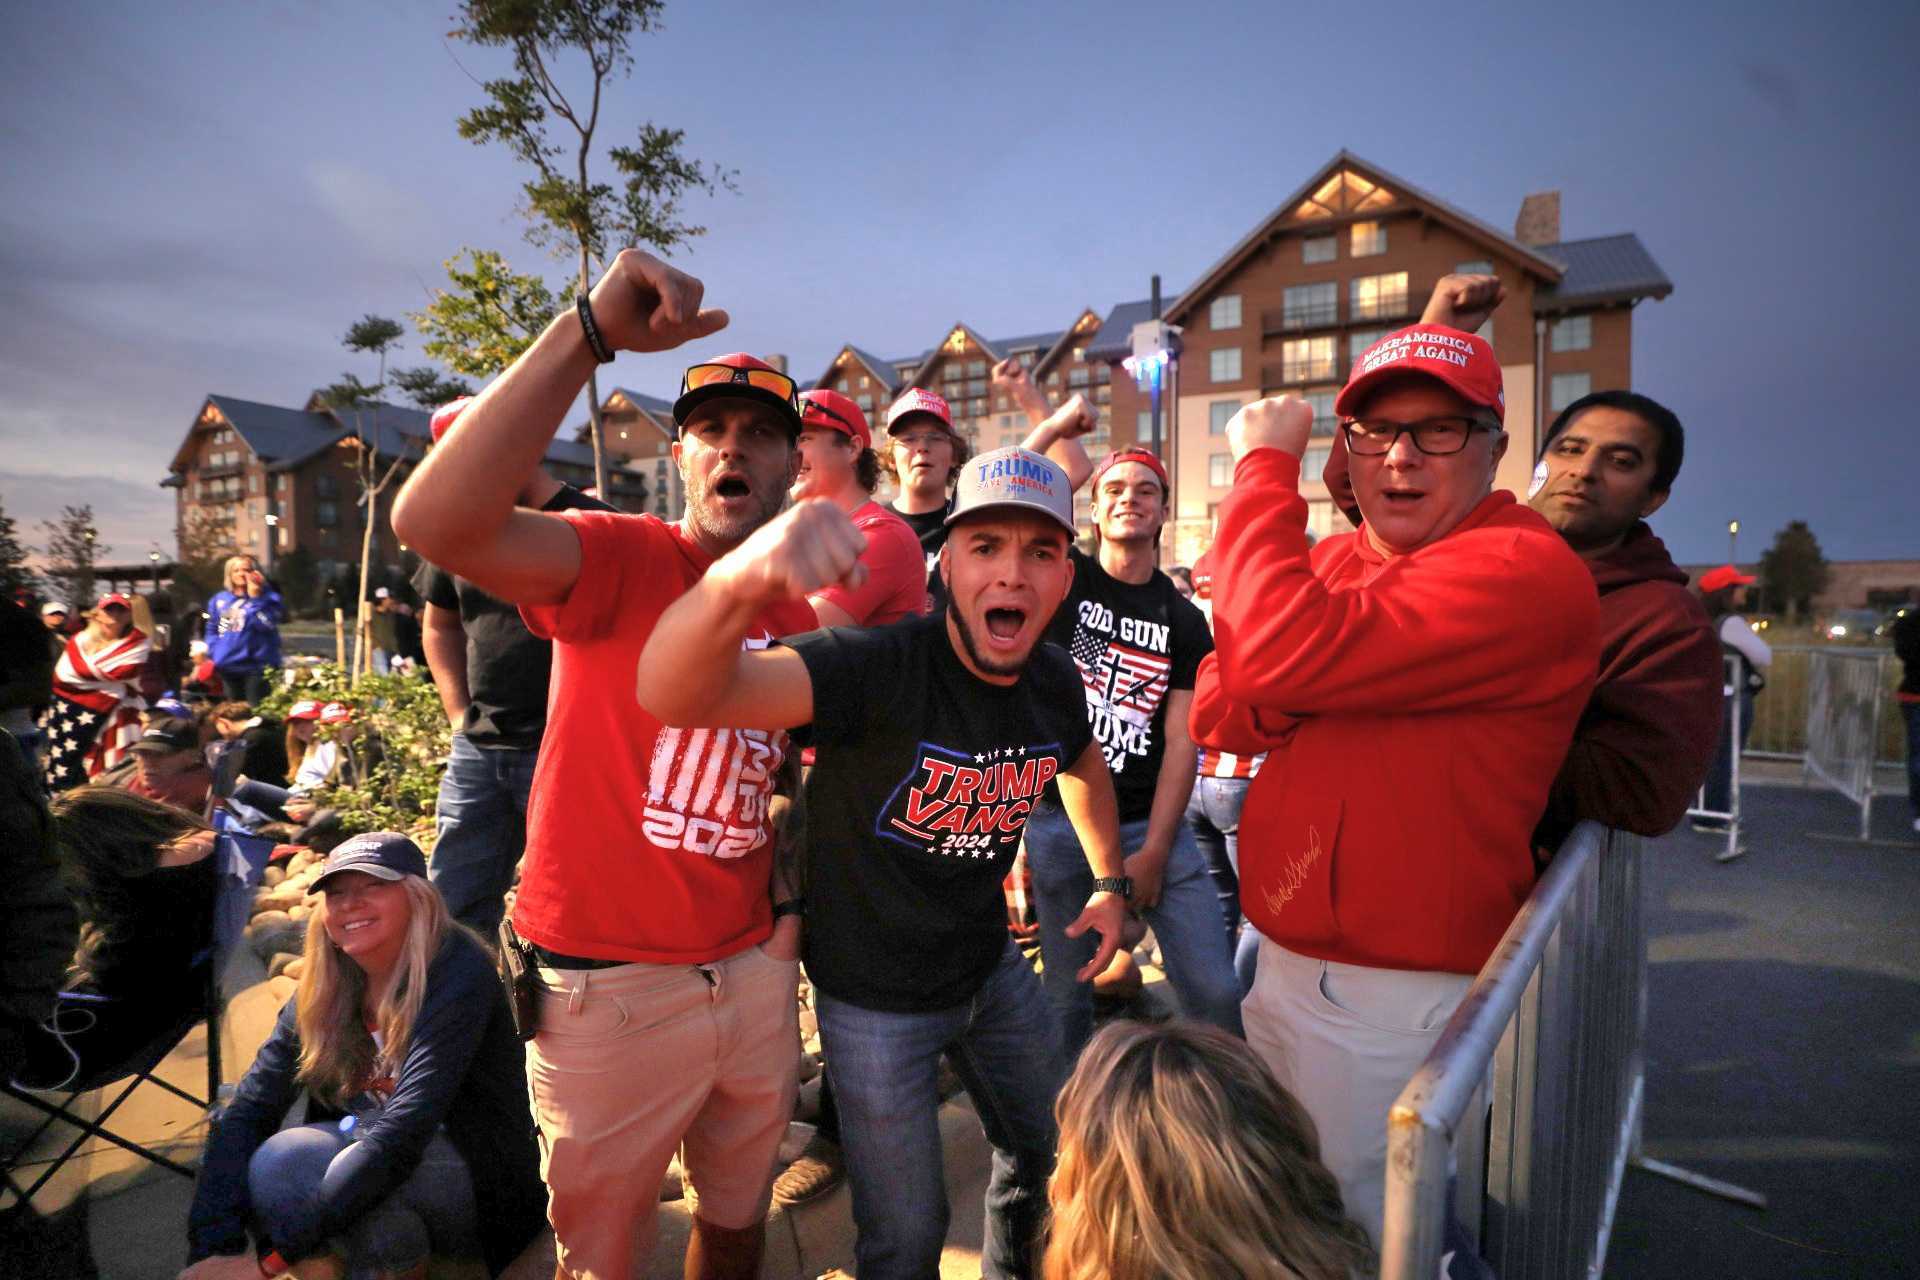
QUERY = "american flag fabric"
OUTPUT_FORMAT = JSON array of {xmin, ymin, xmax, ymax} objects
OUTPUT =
[
  {"xmin": 1069, "ymin": 627, "xmax": 1170, "ymax": 727},
  {"xmin": 41, "ymin": 627, "xmax": 152, "ymax": 789},
  {"xmin": 1195, "ymin": 746, "xmax": 1267, "ymax": 779}
]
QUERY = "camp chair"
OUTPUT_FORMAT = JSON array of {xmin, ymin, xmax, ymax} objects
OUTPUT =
[{"xmin": 1, "ymin": 812, "xmax": 274, "ymax": 1208}]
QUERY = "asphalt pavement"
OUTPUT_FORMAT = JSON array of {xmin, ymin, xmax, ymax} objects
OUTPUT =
[{"xmin": 1604, "ymin": 778, "xmax": 1920, "ymax": 1279}]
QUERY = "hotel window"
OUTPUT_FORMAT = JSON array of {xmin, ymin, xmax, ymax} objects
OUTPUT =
[
  {"xmin": 1348, "ymin": 328, "xmax": 1389, "ymax": 368},
  {"xmin": 1209, "ymin": 295, "xmax": 1242, "ymax": 330},
  {"xmin": 1551, "ymin": 315, "xmax": 1592, "ymax": 352},
  {"xmin": 1303, "ymin": 234, "xmax": 1336, "ymax": 265},
  {"xmin": 1281, "ymin": 337, "xmax": 1336, "ymax": 383},
  {"xmin": 860, "ymin": 374, "xmax": 871, "ymax": 389},
  {"xmin": 836, "ymin": 378, "xmax": 848, "ymax": 392},
  {"xmin": 1093, "ymin": 385, "xmax": 1110, "ymax": 403},
  {"xmin": 1209, "ymin": 453, "xmax": 1234, "ymax": 487},
  {"xmin": 856, "ymin": 394, "xmax": 873, "ymax": 411},
  {"xmin": 316, "ymin": 500, "xmax": 339, "ymax": 528},
  {"xmin": 1302, "ymin": 445, "xmax": 1331, "ymax": 485},
  {"xmin": 1094, "ymin": 363, "xmax": 1110, "ymax": 384},
  {"xmin": 1351, "ymin": 272, "xmax": 1409, "ymax": 321},
  {"xmin": 1209, "ymin": 400, "xmax": 1240, "ymax": 435},
  {"xmin": 1550, "ymin": 373, "xmax": 1591, "ymax": 411},
  {"xmin": 967, "ymin": 359, "xmax": 987, "ymax": 377},
  {"xmin": 1282, "ymin": 282, "xmax": 1338, "ymax": 330},
  {"xmin": 1069, "ymin": 368, "xmax": 1090, "ymax": 388},
  {"xmin": 1351, "ymin": 220, "xmax": 1387, "ymax": 257},
  {"xmin": 1073, "ymin": 346, "xmax": 1087, "ymax": 362},
  {"xmin": 1455, "ymin": 260, "xmax": 1493, "ymax": 276},
  {"xmin": 1138, "ymin": 411, "xmax": 1152, "ymax": 436},
  {"xmin": 1209, "ymin": 348, "xmax": 1242, "ymax": 383},
  {"xmin": 1304, "ymin": 389, "xmax": 1338, "ymax": 436}
]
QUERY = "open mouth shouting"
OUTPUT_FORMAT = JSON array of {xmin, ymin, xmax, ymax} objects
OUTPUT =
[
  {"xmin": 983, "ymin": 605, "xmax": 1028, "ymax": 648},
  {"xmin": 713, "ymin": 471, "xmax": 753, "ymax": 503}
]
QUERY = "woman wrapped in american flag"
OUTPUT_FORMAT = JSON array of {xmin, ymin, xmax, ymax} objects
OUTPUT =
[{"xmin": 40, "ymin": 593, "xmax": 155, "ymax": 791}]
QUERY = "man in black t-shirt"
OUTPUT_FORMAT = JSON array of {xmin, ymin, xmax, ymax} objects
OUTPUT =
[
  {"xmin": 636, "ymin": 446, "xmax": 1130, "ymax": 1280},
  {"xmin": 1027, "ymin": 446, "xmax": 1244, "ymax": 1059},
  {"xmin": 411, "ymin": 398, "xmax": 613, "ymax": 934}
]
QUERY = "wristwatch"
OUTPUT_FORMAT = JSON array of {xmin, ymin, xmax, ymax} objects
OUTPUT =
[{"xmin": 1091, "ymin": 876, "xmax": 1134, "ymax": 901}]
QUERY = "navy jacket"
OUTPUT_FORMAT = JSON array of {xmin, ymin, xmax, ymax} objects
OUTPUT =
[{"xmin": 186, "ymin": 932, "xmax": 544, "ymax": 1274}]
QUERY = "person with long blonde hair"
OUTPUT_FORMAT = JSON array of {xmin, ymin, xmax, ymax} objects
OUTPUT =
[
  {"xmin": 180, "ymin": 833, "xmax": 543, "ymax": 1280},
  {"xmin": 40, "ymin": 592, "xmax": 154, "ymax": 790},
  {"xmin": 205, "ymin": 554, "xmax": 283, "ymax": 704},
  {"xmin": 1045, "ymin": 1020, "xmax": 1374, "ymax": 1280}
]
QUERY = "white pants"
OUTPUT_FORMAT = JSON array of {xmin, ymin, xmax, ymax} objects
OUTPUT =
[{"xmin": 1242, "ymin": 937, "xmax": 1472, "ymax": 1246}]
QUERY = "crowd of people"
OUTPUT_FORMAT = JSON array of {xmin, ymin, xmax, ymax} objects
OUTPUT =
[{"xmin": 3, "ymin": 248, "xmax": 1913, "ymax": 1280}]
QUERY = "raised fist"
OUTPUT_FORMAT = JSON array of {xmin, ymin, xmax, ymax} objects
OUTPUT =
[
  {"xmin": 990, "ymin": 357, "xmax": 1032, "ymax": 392},
  {"xmin": 585, "ymin": 249, "xmax": 731, "ymax": 354},
  {"xmin": 1043, "ymin": 393, "xmax": 1098, "ymax": 441},
  {"xmin": 712, "ymin": 498, "xmax": 868, "ymax": 608},
  {"xmin": 1227, "ymin": 396, "xmax": 1313, "ymax": 462},
  {"xmin": 1420, "ymin": 273, "xmax": 1506, "ymax": 335}
]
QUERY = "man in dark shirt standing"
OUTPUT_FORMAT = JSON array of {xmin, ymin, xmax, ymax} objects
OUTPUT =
[
  {"xmin": 412, "ymin": 398, "xmax": 612, "ymax": 934},
  {"xmin": 1023, "ymin": 447, "xmax": 1242, "ymax": 1058},
  {"xmin": 636, "ymin": 447, "xmax": 1130, "ymax": 1280}
]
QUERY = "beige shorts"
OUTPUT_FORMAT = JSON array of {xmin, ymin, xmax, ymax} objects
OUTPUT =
[{"xmin": 525, "ymin": 942, "xmax": 799, "ymax": 1280}]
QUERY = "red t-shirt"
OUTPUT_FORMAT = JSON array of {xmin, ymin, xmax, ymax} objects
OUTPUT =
[
  {"xmin": 813, "ymin": 500, "xmax": 929, "ymax": 626},
  {"xmin": 513, "ymin": 510, "xmax": 817, "ymax": 964}
]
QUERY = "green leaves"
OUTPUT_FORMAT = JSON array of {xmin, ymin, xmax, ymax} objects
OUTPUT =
[
  {"xmin": 390, "ymin": 366, "xmax": 476, "ymax": 409},
  {"xmin": 411, "ymin": 247, "xmax": 558, "ymax": 378},
  {"xmin": 342, "ymin": 315, "xmax": 405, "ymax": 355},
  {"xmin": 318, "ymin": 372, "xmax": 383, "ymax": 413}
]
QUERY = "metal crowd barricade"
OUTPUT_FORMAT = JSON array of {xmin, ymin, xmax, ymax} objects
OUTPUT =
[
  {"xmin": 1379, "ymin": 823, "xmax": 1760, "ymax": 1280},
  {"xmin": 1802, "ymin": 649, "xmax": 1891, "ymax": 841},
  {"xmin": 1685, "ymin": 655, "xmax": 1743, "ymax": 861}
]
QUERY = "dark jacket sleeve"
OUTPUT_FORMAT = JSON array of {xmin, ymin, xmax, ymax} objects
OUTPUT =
[
  {"xmin": 268, "ymin": 940, "xmax": 498, "ymax": 1261},
  {"xmin": 187, "ymin": 996, "xmax": 305, "ymax": 1261},
  {"xmin": 0, "ymin": 733, "xmax": 76, "ymax": 1055}
]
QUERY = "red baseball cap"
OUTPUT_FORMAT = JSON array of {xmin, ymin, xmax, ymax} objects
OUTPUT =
[
  {"xmin": 885, "ymin": 388, "xmax": 957, "ymax": 437},
  {"xmin": 429, "ymin": 396, "xmax": 474, "ymax": 443},
  {"xmin": 97, "ymin": 593, "xmax": 132, "ymax": 610},
  {"xmin": 1335, "ymin": 324, "xmax": 1505, "ymax": 425},
  {"xmin": 1699, "ymin": 565, "xmax": 1757, "ymax": 593},
  {"xmin": 319, "ymin": 701, "xmax": 355, "ymax": 725},
  {"xmin": 672, "ymin": 353, "xmax": 802, "ymax": 437},
  {"xmin": 799, "ymin": 389, "xmax": 871, "ymax": 451},
  {"xmin": 1090, "ymin": 447, "xmax": 1169, "ymax": 496},
  {"xmin": 1190, "ymin": 549, "xmax": 1214, "ymax": 600},
  {"xmin": 287, "ymin": 699, "xmax": 324, "ymax": 721}
]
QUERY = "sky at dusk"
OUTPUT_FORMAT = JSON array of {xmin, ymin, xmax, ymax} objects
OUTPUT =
[{"xmin": 2, "ymin": 0, "xmax": 1916, "ymax": 569}]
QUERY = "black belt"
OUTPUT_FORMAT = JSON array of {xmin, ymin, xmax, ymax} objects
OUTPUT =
[{"xmin": 528, "ymin": 945, "xmax": 626, "ymax": 971}]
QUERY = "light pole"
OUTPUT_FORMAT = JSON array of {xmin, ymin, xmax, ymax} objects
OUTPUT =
[
  {"xmin": 263, "ymin": 511, "xmax": 279, "ymax": 575},
  {"xmin": 1728, "ymin": 519, "xmax": 1740, "ymax": 566}
]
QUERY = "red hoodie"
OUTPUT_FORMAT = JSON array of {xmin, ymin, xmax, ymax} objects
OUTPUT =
[
  {"xmin": 1190, "ymin": 449, "xmax": 1598, "ymax": 975},
  {"xmin": 1533, "ymin": 522, "xmax": 1723, "ymax": 850}
]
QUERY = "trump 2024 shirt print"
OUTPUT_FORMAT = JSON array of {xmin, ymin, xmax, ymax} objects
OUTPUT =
[
  {"xmin": 787, "ymin": 614, "xmax": 1092, "ymax": 1012},
  {"xmin": 1047, "ymin": 550, "xmax": 1212, "ymax": 823}
]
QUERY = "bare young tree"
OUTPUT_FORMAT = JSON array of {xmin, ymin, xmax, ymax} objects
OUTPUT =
[{"xmin": 321, "ymin": 317, "xmax": 411, "ymax": 682}]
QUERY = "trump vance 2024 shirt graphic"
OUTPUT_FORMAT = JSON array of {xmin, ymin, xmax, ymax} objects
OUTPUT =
[{"xmin": 787, "ymin": 614, "xmax": 1092, "ymax": 1011}]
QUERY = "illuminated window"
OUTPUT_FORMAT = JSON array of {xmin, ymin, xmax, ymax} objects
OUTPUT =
[
  {"xmin": 1351, "ymin": 221, "xmax": 1387, "ymax": 257},
  {"xmin": 1303, "ymin": 234, "xmax": 1336, "ymax": 265},
  {"xmin": 1302, "ymin": 445, "xmax": 1331, "ymax": 485},
  {"xmin": 1348, "ymin": 328, "xmax": 1389, "ymax": 369},
  {"xmin": 1551, "ymin": 315, "xmax": 1592, "ymax": 352},
  {"xmin": 1281, "ymin": 337, "xmax": 1336, "ymax": 383},
  {"xmin": 1209, "ymin": 400, "xmax": 1240, "ymax": 435},
  {"xmin": 1282, "ymin": 282, "xmax": 1338, "ymax": 329},
  {"xmin": 1208, "ymin": 453, "xmax": 1233, "ymax": 487},
  {"xmin": 1209, "ymin": 295, "xmax": 1242, "ymax": 330},
  {"xmin": 1209, "ymin": 348, "xmax": 1242, "ymax": 383},
  {"xmin": 1351, "ymin": 272, "xmax": 1409, "ymax": 321},
  {"xmin": 1550, "ymin": 372, "xmax": 1591, "ymax": 410},
  {"xmin": 836, "ymin": 378, "xmax": 848, "ymax": 392},
  {"xmin": 1304, "ymin": 389, "xmax": 1338, "ymax": 436}
]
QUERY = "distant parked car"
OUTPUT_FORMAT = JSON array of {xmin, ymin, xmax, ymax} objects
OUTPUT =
[{"xmin": 1822, "ymin": 608, "xmax": 1886, "ymax": 642}]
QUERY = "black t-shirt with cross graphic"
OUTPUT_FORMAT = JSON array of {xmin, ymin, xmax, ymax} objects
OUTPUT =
[{"xmin": 787, "ymin": 613, "xmax": 1092, "ymax": 1012}]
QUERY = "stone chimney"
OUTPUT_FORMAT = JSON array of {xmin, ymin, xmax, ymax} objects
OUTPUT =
[
  {"xmin": 764, "ymin": 353, "xmax": 789, "ymax": 374},
  {"xmin": 1514, "ymin": 191, "xmax": 1561, "ymax": 246}
]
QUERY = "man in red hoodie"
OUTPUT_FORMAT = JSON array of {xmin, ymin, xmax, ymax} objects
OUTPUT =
[{"xmin": 1191, "ymin": 324, "xmax": 1598, "ymax": 1243}]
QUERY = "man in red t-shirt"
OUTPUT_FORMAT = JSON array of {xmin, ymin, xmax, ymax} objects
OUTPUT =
[
  {"xmin": 794, "ymin": 389, "xmax": 927, "ymax": 627},
  {"xmin": 392, "ymin": 249, "xmax": 814, "ymax": 1280}
]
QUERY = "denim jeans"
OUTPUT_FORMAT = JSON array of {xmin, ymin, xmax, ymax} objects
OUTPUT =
[
  {"xmin": 428, "ymin": 733, "xmax": 539, "ymax": 934},
  {"xmin": 1184, "ymin": 775, "xmax": 1261, "ymax": 995},
  {"xmin": 1023, "ymin": 802, "xmax": 1244, "ymax": 1060},
  {"xmin": 247, "ymin": 1122, "xmax": 479, "ymax": 1272},
  {"xmin": 217, "ymin": 667, "xmax": 272, "ymax": 705},
  {"xmin": 1701, "ymin": 687, "xmax": 1755, "ymax": 816},
  {"xmin": 815, "ymin": 941, "xmax": 1063, "ymax": 1280}
]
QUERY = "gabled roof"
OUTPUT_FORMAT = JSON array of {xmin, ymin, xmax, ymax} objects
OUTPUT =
[
  {"xmin": 1164, "ymin": 150, "xmax": 1568, "ymax": 326},
  {"xmin": 1533, "ymin": 235, "xmax": 1674, "ymax": 312},
  {"xmin": 607, "ymin": 386, "xmax": 674, "ymax": 417},
  {"xmin": 808, "ymin": 345, "xmax": 907, "ymax": 399},
  {"xmin": 903, "ymin": 323, "xmax": 1002, "ymax": 388},
  {"xmin": 1083, "ymin": 299, "xmax": 1161, "ymax": 363},
  {"xmin": 1030, "ymin": 310, "xmax": 1100, "ymax": 377},
  {"xmin": 179, "ymin": 395, "xmax": 344, "ymax": 472}
]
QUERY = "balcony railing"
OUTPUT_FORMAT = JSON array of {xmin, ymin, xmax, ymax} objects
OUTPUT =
[
  {"xmin": 1262, "ymin": 304, "xmax": 1341, "ymax": 335},
  {"xmin": 1350, "ymin": 289, "xmax": 1414, "ymax": 322},
  {"xmin": 1261, "ymin": 360, "xmax": 1339, "ymax": 389}
]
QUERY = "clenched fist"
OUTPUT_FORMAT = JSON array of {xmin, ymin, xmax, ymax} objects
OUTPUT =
[
  {"xmin": 585, "ymin": 249, "xmax": 731, "ymax": 354},
  {"xmin": 1421, "ymin": 273, "xmax": 1505, "ymax": 334},
  {"xmin": 1039, "ymin": 393, "xmax": 1098, "ymax": 441},
  {"xmin": 710, "ymin": 498, "xmax": 868, "ymax": 609},
  {"xmin": 1227, "ymin": 396, "xmax": 1313, "ymax": 462}
]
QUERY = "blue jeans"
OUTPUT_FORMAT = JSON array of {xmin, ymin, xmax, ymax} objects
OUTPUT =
[
  {"xmin": 816, "ymin": 942, "xmax": 1063, "ymax": 1280},
  {"xmin": 429, "ymin": 733, "xmax": 538, "ymax": 934},
  {"xmin": 247, "ymin": 1122, "xmax": 479, "ymax": 1271},
  {"xmin": 1185, "ymin": 775, "xmax": 1261, "ymax": 995},
  {"xmin": 1024, "ymin": 802, "xmax": 1244, "ymax": 1060},
  {"xmin": 1702, "ymin": 687, "xmax": 1756, "ymax": 816},
  {"xmin": 218, "ymin": 667, "xmax": 272, "ymax": 705}
]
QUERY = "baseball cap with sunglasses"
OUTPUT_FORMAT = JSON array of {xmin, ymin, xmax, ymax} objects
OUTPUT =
[{"xmin": 673, "ymin": 354, "xmax": 803, "ymax": 437}]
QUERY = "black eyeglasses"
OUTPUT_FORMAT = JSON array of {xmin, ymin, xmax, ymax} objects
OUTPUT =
[
  {"xmin": 802, "ymin": 399, "xmax": 864, "ymax": 437},
  {"xmin": 1340, "ymin": 415, "xmax": 1500, "ymax": 456}
]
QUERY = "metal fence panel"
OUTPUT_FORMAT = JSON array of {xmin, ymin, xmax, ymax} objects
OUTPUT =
[
  {"xmin": 1746, "ymin": 645, "xmax": 1903, "ymax": 764},
  {"xmin": 1803, "ymin": 650, "xmax": 1889, "ymax": 840}
]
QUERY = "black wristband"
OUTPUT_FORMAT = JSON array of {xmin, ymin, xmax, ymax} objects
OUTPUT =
[
  {"xmin": 576, "ymin": 294, "xmax": 615, "ymax": 364},
  {"xmin": 772, "ymin": 898, "xmax": 805, "ymax": 920}
]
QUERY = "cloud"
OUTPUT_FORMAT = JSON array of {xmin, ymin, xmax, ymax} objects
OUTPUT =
[{"xmin": 2, "ymin": 469, "xmax": 178, "ymax": 566}]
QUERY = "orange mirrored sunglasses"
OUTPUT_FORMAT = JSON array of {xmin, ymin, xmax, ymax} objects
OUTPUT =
[{"xmin": 679, "ymin": 363, "xmax": 800, "ymax": 410}]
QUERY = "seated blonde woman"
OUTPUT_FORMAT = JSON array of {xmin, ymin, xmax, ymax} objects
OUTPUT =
[
  {"xmin": 1045, "ymin": 1020, "xmax": 1374, "ymax": 1280},
  {"xmin": 179, "ymin": 833, "xmax": 543, "ymax": 1280}
]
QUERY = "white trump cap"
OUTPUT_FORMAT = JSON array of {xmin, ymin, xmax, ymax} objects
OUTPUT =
[{"xmin": 946, "ymin": 447, "xmax": 1076, "ymax": 535}]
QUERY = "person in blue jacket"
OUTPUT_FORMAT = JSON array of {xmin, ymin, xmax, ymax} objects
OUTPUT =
[
  {"xmin": 178, "ymin": 832, "xmax": 544, "ymax": 1280},
  {"xmin": 204, "ymin": 556, "xmax": 283, "ymax": 704}
]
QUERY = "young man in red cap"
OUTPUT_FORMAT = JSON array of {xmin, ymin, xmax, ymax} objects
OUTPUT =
[
  {"xmin": 635, "ymin": 447, "xmax": 1129, "ymax": 1280},
  {"xmin": 794, "ymin": 389, "xmax": 926, "ymax": 626},
  {"xmin": 393, "ymin": 249, "xmax": 811, "ymax": 1280},
  {"xmin": 1192, "ymin": 322, "xmax": 1599, "ymax": 1243},
  {"xmin": 409, "ymin": 396, "xmax": 611, "ymax": 936},
  {"xmin": 1418, "ymin": 275, "xmax": 1722, "ymax": 851}
]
